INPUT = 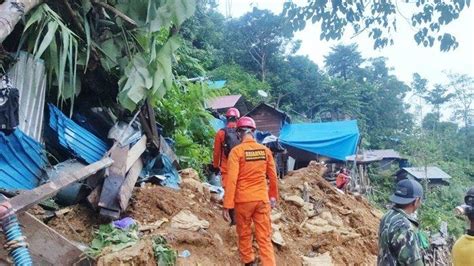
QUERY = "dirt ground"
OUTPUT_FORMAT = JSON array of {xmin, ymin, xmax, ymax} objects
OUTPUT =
[{"xmin": 45, "ymin": 162, "xmax": 381, "ymax": 265}]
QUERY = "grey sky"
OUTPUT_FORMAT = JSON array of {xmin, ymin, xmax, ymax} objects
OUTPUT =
[{"xmin": 216, "ymin": 0, "xmax": 473, "ymax": 122}]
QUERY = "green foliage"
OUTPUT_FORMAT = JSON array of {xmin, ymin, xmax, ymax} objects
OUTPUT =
[
  {"xmin": 210, "ymin": 64, "xmax": 270, "ymax": 107},
  {"xmin": 22, "ymin": 4, "xmax": 81, "ymax": 113},
  {"xmin": 324, "ymin": 44, "xmax": 363, "ymax": 80},
  {"xmin": 86, "ymin": 223, "xmax": 139, "ymax": 258},
  {"xmin": 282, "ymin": 0, "xmax": 470, "ymax": 51},
  {"xmin": 367, "ymin": 169, "xmax": 396, "ymax": 209},
  {"xmin": 419, "ymin": 161, "xmax": 473, "ymax": 236},
  {"xmin": 154, "ymin": 82, "xmax": 215, "ymax": 176},
  {"xmin": 152, "ymin": 236, "xmax": 177, "ymax": 266}
]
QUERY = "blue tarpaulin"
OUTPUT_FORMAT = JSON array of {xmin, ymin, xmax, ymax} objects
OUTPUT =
[
  {"xmin": 207, "ymin": 80, "xmax": 227, "ymax": 89},
  {"xmin": 0, "ymin": 129, "xmax": 47, "ymax": 190},
  {"xmin": 49, "ymin": 104, "xmax": 109, "ymax": 164},
  {"xmin": 279, "ymin": 120, "xmax": 360, "ymax": 161},
  {"xmin": 210, "ymin": 118, "xmax": 225, "ymax": 132}
]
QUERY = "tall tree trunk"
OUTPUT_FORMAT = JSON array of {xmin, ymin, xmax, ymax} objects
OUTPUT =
[
  {"xmin": 0, "ymin": 0, "xmax": 42, "ymax": 43},
  {"xmin": 261, "ymin": 52, "xmax": 266, "ymax": 82}
]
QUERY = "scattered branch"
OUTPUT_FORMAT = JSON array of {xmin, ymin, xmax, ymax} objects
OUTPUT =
[{"xmin": 91, "ymin": 0, "xmax": 137, "ymax": 28}]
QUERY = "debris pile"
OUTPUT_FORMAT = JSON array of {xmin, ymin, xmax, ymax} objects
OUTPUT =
[{"xmin": 44, "ymin": 162, "xmax": 382, "ymax": 265}]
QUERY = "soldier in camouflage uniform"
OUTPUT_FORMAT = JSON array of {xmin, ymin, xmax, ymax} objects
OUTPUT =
[{"xmin": 378, "ymin": 179, "xmax": 425, "ymax": 266}]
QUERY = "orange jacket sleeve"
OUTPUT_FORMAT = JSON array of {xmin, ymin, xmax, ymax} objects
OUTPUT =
[
  {"xmin": 223, "ymin": 148, "xmax": 239, "ymax": 209},
  {"xmin": 266, "ymin": 149, "xmax": 279, "ymax": 201},
  {"xmin": 213, "ymin": 129, "xmax": 225, "ymax": 168}
]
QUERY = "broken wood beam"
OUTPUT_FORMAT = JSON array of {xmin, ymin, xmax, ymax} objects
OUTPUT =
[
  {"xmin": 160, "ymin": 135, "xmax": 180, "ymax": 169},
  {"xmin": 118, "ymin": 158, "xmax": 143, "ymax": 211},
  {"xmin": 126, "ymin": 135, "xmax": 147, "ymax": 171},
  {"xmin": 99, "ymin": 145, "xmax": 129, "ymax": 219},
  {"xmin": 9, "ymin": 158, "xmax": 113, "ymax": 214}
]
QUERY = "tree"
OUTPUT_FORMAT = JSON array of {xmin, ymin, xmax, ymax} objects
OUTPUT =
[
  {"xmin": 447, "ymin": 73, "xmax": 474, "ymax": 161},
  {"xmin": 411, "ymin": 73, "xmax": 429, "ymax": 123},
  {"xmin": 423, "ymin": 84, "xmax": 454, "ymax": 122},
  {"xmin": 282, "ymin": 0, "xmax": 471, "ymax": 51},
  {"xmin": 447, "ymin": 73, "xmax": 474, "ymax": 129},
  {"xmin": 223, "ymin": 8, "xmax": 296, "ymax": 82},
  {"xmin": 324, "ymin": 44, "xmax": 363, "ymax": 80},
  {"xmin": 0, "ymin": 0, "xmax": 42, "ymax": 42}
]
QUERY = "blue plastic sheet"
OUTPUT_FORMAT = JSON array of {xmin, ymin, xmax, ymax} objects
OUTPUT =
[
  {"xmin": 279, "ymin": 120, "xmax": 360, "ymax": 161},
  {"xmin": 48, "ymin": 104, "xmax": 109, "ymax": 164},
  {"xmin": 0, "ymin": 129, "xmax": 47, "ymax": 190},
  {"xmin": 210, "ymin": 118, "xmax": 225, "ymax": 132},
  {"xmin": 140, "ymin": 154, "xmax": 180, "ymax": 189}
]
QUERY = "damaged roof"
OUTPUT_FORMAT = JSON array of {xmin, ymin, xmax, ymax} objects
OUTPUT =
[
  {"xmin": 48, "ymin": 104, "xmax": 109, "ymax": 164},
  {"xmin": 206, "ymin": 94, "xmax": 242, "ymax": 110},
  {"xmin": 396, "ymin": 166, "xmax": 452, "ymax": 180},
  {"xmin": 0, "ymin": 129, "xmax": 47, "ymax": 190}
]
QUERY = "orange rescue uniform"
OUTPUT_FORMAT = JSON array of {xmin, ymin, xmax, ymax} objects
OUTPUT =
[
  {"xmin": 224, "ymin": 137, "xmax": 279, "ymax": 266},
  {"xmin": 212, "ymin": 122, "xmax": 237, "ymax": 186}
]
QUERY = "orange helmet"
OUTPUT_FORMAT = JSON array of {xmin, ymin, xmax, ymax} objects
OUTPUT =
[
  {"xmin": 226, "ymin": 108, "xmax": 240, "ymax": 118},
  {"xmin": 237, "ymin": 116, "xmax": 256, "ymax": 129}
]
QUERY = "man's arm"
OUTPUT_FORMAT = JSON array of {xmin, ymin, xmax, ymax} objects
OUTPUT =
[
  {"xmin": 392, "ymin": 226, "xmax": 424, "ymax": 266},
  {"xmin": 266, "ymin": 148, "xmax": 279, "ymax": 201},
  {"xmin": 212, "ymin": 130, "xmax": 224, "ymax": 169},
  {"xmin": 223, "ymin": 149, "xmax": 239, "ymax": 209}
]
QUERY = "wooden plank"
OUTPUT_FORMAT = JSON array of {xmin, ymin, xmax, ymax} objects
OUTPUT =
[
  {"xmin": 125, "ymin": 135, "xmax": 147, "ymax": 171},
  {"xmin": 118, "ymin": 159, "xmax": 143, "ymax": 211},
  {"xmin": 98, "ymin": 145, "xmax": 129, "ymax": 216},
  {"xmin": 9, "ymin": 158, "xmax": 113, "ymax": 214},
  {"xmin": 0, "ymin": 212, "xmax": 91, "ymax": 265},
  {"xmin": 87, "ymin": 184, "xmax": 102, "ymax": 210}
]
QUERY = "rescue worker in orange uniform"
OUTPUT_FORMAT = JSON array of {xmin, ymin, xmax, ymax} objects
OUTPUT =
[
  {"xmin": 223, "ymin": 116, "xmax": 279, "ymax": 266},
  {"xmin": 212, "ymin": 107, "xmax": 240, "ymax": 225}
]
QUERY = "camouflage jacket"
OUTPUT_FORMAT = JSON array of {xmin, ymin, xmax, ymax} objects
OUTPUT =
[{"xmin": 377, "ymin": 207, "xmax": 424, "ymax": 266}]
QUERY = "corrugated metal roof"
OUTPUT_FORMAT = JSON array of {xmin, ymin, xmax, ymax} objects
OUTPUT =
[
  {"xmin": 8, "ymin": 52, "xmax": 47, "ymax": 142},
  {"xmin": 48, "ymin": 104, "xmax": 109, "ymax": 164},
  {"xmin": 246, "ymin": 103, "xmax": 290, "ymax": 122},
  {"xmin": 347, "ymin": 149, "xmax": 402, "ymax": 162},
  {"xmin": 399, "ymin": 167, "xmax": 451, "ymax": 180},
  {"xmin": 206, "ymin": 95, "xmax": 242, "ymax": 110},
  {"xmin": 0, "ymin": 129, "xmax": 47, "ymax": 190}
]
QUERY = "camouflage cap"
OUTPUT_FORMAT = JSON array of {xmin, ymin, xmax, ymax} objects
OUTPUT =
[{"xmin": 390, "ymin": 179, "xmax": 424, "ymax": 205}]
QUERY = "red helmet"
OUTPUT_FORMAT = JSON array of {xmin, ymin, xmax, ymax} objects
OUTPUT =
[
  {"xmin": 226, "ymin": 108, "xmax": 240, "ymax": 118},
  {"xmin": 237, "ymin": 116, "xmax": 256, "ymax": 129}
]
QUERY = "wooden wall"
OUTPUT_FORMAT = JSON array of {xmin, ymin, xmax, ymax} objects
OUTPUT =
[{"xmin": 249, "ymin": 105, "xmax": 284, "ymax": 136}]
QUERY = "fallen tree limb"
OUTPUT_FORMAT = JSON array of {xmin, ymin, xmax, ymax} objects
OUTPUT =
[{"xmin": 0, "ymin": 0, "xmax": 42, "ymax": 43}]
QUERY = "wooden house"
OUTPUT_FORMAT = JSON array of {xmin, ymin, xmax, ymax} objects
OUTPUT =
[{"xmin": 246, "ymin": 103, "xmax": 290, "ymax": 136}]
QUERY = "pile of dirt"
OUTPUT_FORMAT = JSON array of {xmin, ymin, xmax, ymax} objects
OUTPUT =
[{"xmin": 45, "ymin": 163, "xmax": 381, "ymax": 265}]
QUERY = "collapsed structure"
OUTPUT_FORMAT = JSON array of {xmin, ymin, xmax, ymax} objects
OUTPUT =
[{"xmin": 8, "ymin": 162, "xmax": 382, "ymax": 265}]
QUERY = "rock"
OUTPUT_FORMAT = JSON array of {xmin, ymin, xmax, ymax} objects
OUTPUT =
[
  {"xmin": 97, "ymin": 240, "xmax": 155, "ymax": 266},
  {"xmin": 302, "ymin": 252, "xmax": 333, "ymax": 266},
  {"xmin": 319, "ymin": 211, "xmax": 333, "ymax": 221},
  {"xmin": 307, "ymin": 217, "xmax": 328, "ymax": 226},
  {"xmin": 181, "ymin": 178, "xmax": 206, "ymax": 194},
  {"xmin": 171, "ymin": 210, "xmax": 210, "ymax": 231},
  {"xmin": 305, "ymin": 210, "xmax": 317, "ymax": 218},
  {"xmin": 139, "ymin": 218, "xmax": 168, "ymax": 232},
  {"xmin": 305, "ymin": 223, "xmax": 336, "ymax": 234},
  {"xmin": 271, "ymin": 211, "xmax": 283, "ymax": 222},
  {"xmin": 180, "ymin": 168, "xmax": 200, "ymax": 180},
  {"xmin": 214, "ymin": 233, "xmax": 224, "ymax": 246},
  {"xmin": 272, "ymin": 230, "xmax": 286, "ymax": 247},
  {"xmin": 303, "ymin": 202, "xmax": 314, "ymax": 211},
  {"xmin": 328, "ymin": 214, "xmax": 344, "ymax": 227},
  {"xmin": 285, "ymin": 195, "xmax": 305, "ymax": 207}
]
